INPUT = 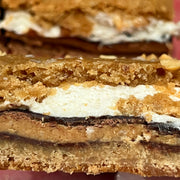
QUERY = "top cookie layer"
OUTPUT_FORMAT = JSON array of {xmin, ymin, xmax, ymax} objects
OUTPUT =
[
  {"xmin": 0, "ymin": 54, "xmax": 179, "ymax": 87},
  {"xmin": 1, "ymin": 0, "xmax": 173, "ymax": 20}
]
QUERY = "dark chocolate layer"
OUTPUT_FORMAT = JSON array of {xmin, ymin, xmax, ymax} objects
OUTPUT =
[
  {"xmin": 0, "ymin": 31, "xmax": 170, "ymax": 57},
  {"xmin": 149, "ymin": 123, "xmax": 180, "ymax": 136},
  {"xmin": 0, "ymin": 132, "xmax": 180, "ymax": 153},
  {"xmin": 0, "ymin": 8, "xmax": 5, "ymax": 20},
  {"xmin": 0, "ymin": 110, "xmax": 180, "ymax": 136},
  {"xmin": 1, "ymin": 109, "xmax": 147, "ymax": 126}
]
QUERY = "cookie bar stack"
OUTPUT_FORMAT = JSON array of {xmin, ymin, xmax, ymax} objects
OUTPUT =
[{"xmin": 0, "ymin": 0, "xmax": 179, "ymax": 178}]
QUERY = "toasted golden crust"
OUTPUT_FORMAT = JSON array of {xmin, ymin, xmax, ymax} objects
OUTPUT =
[
  {"xmin": 0, "ymin": 54, "xmax": 179, "ymax": 88},
  {"xmin": 1, "ymin": 0, "xmax": 173, "ymax": 20}
]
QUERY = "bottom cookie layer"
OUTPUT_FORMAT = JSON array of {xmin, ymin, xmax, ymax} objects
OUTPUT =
[{"xmin": 0, "ymin": 133, "xmax": 179, "ymax": 177}]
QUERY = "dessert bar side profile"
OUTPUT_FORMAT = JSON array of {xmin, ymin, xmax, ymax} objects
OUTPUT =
[{"xmin": 0, "ymin": 54, "xmax": 179, "ymax": 176}]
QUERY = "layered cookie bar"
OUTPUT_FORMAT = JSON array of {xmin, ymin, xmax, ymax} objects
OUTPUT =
[
  {"xmin": 0, "ymin": 0, "xmax": 179, "ymax": 57},
  {"xmin": 0, "ymin": 54, "xmax": 179, "ymax": 177}
]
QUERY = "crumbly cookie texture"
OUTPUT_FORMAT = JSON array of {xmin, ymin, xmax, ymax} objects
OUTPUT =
[
  {"xmin": 117, "ymin": 93, "xmax": 180, "ymax": 119},
  {"xmin": 1, "ymin": 0, "xmax": 173, "ymax": 36},
  {"xmin": 0, "ymin": 54, "xmax": 179, "ymax": 87},
  {"xmin": 1, "ymin": 0, "xmax": 173, "ymax": 20},
  {"xmin": 0, "ymin": 132, "xmax": 179, "ymax": 176}
]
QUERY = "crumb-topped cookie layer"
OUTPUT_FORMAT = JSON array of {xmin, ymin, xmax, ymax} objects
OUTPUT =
[
  {"xmin": 0, "ymin": 54, "xmax": 179, "ymax": 88},
  {"xmin": 1, "ymin": 0, "xmax": 173, "ymax": 20}
]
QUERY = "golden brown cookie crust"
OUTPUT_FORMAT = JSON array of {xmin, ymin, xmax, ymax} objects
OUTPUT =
[
  {"xmin": 1, "ymin": 0, "xmax": 173, "ymax": 20},
  {"xmin": 0, "ymin": 54, "xmax": 180, "ymax": 92},
  {"xmin": 0, "ymin": 132, "xmax": 179, "ymax": 176}
]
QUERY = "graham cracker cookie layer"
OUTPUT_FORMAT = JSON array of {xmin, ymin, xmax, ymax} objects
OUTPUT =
[
  {"xmin": 0, "ymin": 54, "xmax": 179, "ymax": 88},
  {"xmin": 0, "ymin": 132, "xmax": 179, "ymax": 176}
]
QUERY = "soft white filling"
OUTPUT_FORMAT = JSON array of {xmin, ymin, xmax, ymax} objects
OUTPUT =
[
  {"xmin": 2, "ymin": 84, "xmax": 180, "ymax": 129},
  {"xmin": 0, "ymin": 11, "xmax": 61, "ymax": 38},
  {"xmin": 19, "ymin": 85, "xmax": 157, "ymax": 117},
  {"xmin": 147, "ymin": 113, "xmax": 180, "ymax": 130},
  {"xmin": 0, "ymin": 11, "xmax": 180, "ymax": 44},
  {"xmin": 89, "ymin": 13, "xmax": 180, "ymax": 44}
]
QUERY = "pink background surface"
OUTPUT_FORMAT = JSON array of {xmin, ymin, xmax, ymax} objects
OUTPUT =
[
  {"xmin": 174, "ymin": 0, "xmax": 180, "ymax": 59},
  {"xmin": 0, "ymin": 1, "xmax": 180, "ymax": 180}
]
